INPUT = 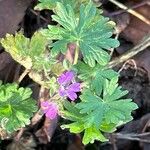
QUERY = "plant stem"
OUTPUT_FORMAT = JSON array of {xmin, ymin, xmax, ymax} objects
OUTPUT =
[
  {"xmin": 17, "ymin": 68, "xmax": 30, "ymax": 84},
  {"xmin": 73, "ymin": 43, "xmax": 79, "ymax": 65}
]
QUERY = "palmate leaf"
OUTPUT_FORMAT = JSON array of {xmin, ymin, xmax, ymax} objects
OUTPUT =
[
  {"xmin": 62, "ymin": 101, "xmax": 108, "ymax": 144},
  {"xmin": 76, "ymin": 77, "xmax": 138, "ymax": 128},
  {"xmin": 41, "ymin": 2, "xmax": 119, "ymax": 67},
  {"xmin": 62, "ymin": 77, "xmax": 138, "ymax": 144},
  {"xmin": 76, "ymin": 89, "xmax": 105, "ymax": 129},
  {"xmin": 1, "ymin": 32, "xmax": 56, "ymax": 72},
  {"xmin": 34, "ymin": 0, "xmax": 57, "ymax": 10},
  {"xmin": 102, "ymin": 77, "xmax": 138, "ymax": 124},
  {"xmin": 0, "ymin": 82, "xmax": 37, "ymax": 133},
  {"xmin": 1, "ymin": 33, "xmax": 32, "ymax": 69},
  {"xmin": 62, "ymin": 101, "xmax": 117, "ymax": 144}
]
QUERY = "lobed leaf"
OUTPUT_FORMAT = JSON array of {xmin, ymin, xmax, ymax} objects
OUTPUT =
[
  {"xmin": 62, "ymin": 77, "xmax": 138, "ymax": 144},
  {"xmin": 0, "ymin": 83, "xmax": 37, "ymax": 133},
  {"xmin": 41, "ymin": 2, "xmax": 119, "ymax": 67}
]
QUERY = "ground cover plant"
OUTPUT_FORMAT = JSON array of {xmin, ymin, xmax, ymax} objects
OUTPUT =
[{"xmin": 1, "ymin": 0, "xmax": 149, "ymax": 149}]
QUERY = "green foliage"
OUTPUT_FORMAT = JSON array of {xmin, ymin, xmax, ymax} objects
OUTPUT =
[
  {"xmin": 1, "ymin": 32, "xmax": 56, "ymax": 72},
  {"xmin": 0, "ymin": 82, "xmax": 37, "ymax": 133},
  {"xmin": 40, "ymin": 2, "xmax": 119, "ymax": 67},
  {"xmin": 35, "ymin": 0, "xmax": 58, "ymax": 10},
  {"xmin": 74, "ymin": 61, "xmax": 119, "ymax": 95},
  {"xmin": 0, "ymin": 0, "xmax": 138, "ymax": 146},
  {"xmin": 83, "ymin": 127, "xmax": 108, "ymax": 144},
  {"xmin": 34, "ymin": 0, "xmax": 88, "ymax": 11},
  {"xmin": 62, "ymin": 77, "xmax": 138, "ymax": 144}
]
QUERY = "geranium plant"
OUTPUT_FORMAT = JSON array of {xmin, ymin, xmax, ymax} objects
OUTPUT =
[{"xmin": 0, "ymin": 0, "xmax": 138, "ymax": 145}]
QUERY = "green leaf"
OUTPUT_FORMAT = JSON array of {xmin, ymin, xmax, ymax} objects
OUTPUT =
[
  {"xmin": 62, "ymin": 77, "xmax": 138, "ymax": 144},
  {"xmin": 75, "ymin": 61, "xmax": 119, "ymax": 95},
  {"xmin": 1, "ymin": 33, "xmax": 32, "ymax": 69},
  {"xmin": 41, "ymin": 2, "xmax": 119, "ymax": 67},
  {"xmin": 100, "ymin": 121, "xmax": 117, "ymax": 133},
  {"xmin": 102, "ymin": 78, "xmax": 138, "ymax": 125},
  {"xmin": 73, "ymin": 61, "xmax": 95, "ymax": 80},
  {"xmin": 34, "ymin": 0, "xmax": 57, "ymax": 10},
  {"xmin": 83, "ymin": 127, "xmax": 108, "ymax": 145},
  {"xmin": 1, "ymin": 32, "xmax": 56, "ymax": 73},
  {"xmin": 34, "ymin": 0, "xmax": 88, "ymax": 11},
  {"xmin": 41, "ymin": 25, "xmax": 64, "ymax": 40},
  {"xmin": 63, "ymin": 101, "xmax": 86, "ymax": 122},
  {"xmin": 76, "ymin": 89, "xmax": 105, "ymax": 129},
  {"xmin": 61, "ymin": 122, "xmax": 84, "ymax": 133},
  {"xmin": 62, "ymin": 101, "xmax": 108, "ymax": 144},
  {"xmin": 0, "ymin": 82, "xmax": 37, "ymax": 133}
]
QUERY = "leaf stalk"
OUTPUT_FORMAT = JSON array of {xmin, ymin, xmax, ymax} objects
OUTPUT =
[{"xmin": 73, "ymin": 43, "xmax": 79, "ymax": 65}]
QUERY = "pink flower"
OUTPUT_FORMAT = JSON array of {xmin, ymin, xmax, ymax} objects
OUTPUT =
[
  {"xmin": 58, "ymin": 71, "xmax": 81, "ymax": 101},
  {"xmin": 41, "ymin": 101, "xmax": 58, "ymax": 119}
]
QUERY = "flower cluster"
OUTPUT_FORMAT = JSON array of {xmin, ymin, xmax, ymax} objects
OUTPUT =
[
  {"xmin": 58, "ymin": 71, "xmax": 81, "ymax": 101},
  {"xmin": 41, "ymin": 71, "xmax": 80, "ymax": 119}
]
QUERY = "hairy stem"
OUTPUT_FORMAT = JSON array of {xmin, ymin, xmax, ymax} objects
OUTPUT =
[
  {"xmin": 17, "ymin": 69, "xmax": 30, "ymax": 84},
  {"xmin": 73, "ymin": 43, "xmax": 79, "ymax": 65}
]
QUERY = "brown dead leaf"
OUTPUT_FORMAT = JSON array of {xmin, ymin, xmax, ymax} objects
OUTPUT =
[
  {"xmin": 35, "ymin": 117, "xmax": 58, "ymax": 144},
  {"xmin": 121, "ymin": 4, "xmax": 150, "ymax": 44},
  {"xmin": 134, "ymin": 48, "xmax": 150, "ymax": 79},
  {"xmin": 0, "ymin": 0, "xmax": 31, "ymax": 37},
  {"xmin": 0, "ymin": 0, "xmax": 32, "ymax": 51},
  {"xmin": 0, "ymin": 52, "xmax": 18, "ymax": 82},
  {"xmin": 112, "ymin": 12, "xmax": 130, "ymax": 34}
]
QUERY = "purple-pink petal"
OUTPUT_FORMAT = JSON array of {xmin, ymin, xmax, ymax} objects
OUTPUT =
[
  {"xmin": 41, "ymin": 101, "xmax": 58, "ymax": 119},
  {"xmin": 45, "ymin": 108, "xmax": 57, "ymax": 119},
  {"xmin": 41, "ymin": 101, "xmax": 49, "ymax": 107},
  {"xmin": 57, "ymin": 71, "xmax": 81, "ymax": 101},
  {"xmin": 68, "ymin": 83, "xmax": 80, "ymax": 92},
  {"xmin": 66, "ymin": 90, "xmax": 77, "ymax": 101},
  {"xmin": 59, "ymin": 87, "xmax": 67, "ymax": 97},
  {"xmin": 58, "ymin": 71, "xmax": 74, "ymax": 85}
]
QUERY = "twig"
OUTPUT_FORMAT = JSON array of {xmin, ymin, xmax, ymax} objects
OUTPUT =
[
  {"xmin": 17, "ymin": 69, "xmax": 30, "ymax": 84},
  {"xmin": 109, "ymin": 0, "xmax": 150, "ymax": 25},
  {"xmin": 110, "ymin": 30, "xmax": 119, "ymax": 57},
  {"xmin": 142, "ymin": 120, "xmax": 150, "ymax": 133},
  {"xmin": 109, "ymin": 1, "xmax": 148, "ymax": 16},
  {"xmin": 15, "ymin": 128, "xmax": 25, "ymax": 141},
  {"xmin": 31, "ymin": 109, "xmax": 43, "ymax": 125},
  {"xmin": 108, "ymin": 34, "xmax": 150, "ymax": 68},
  {"xmin": 29, "ymin": 9, "xmax": 49, "ymax": 23},
  {"xmin": 118, "ymin": 59, "xmax": 137, "ymax": 76},
  {"xmin": 112, "ymin": 133, "xmax": 150, "ymax": 143},
  {"xmin": 110, "ymin": 134, "xmax": 118, "ymax": 150}
]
